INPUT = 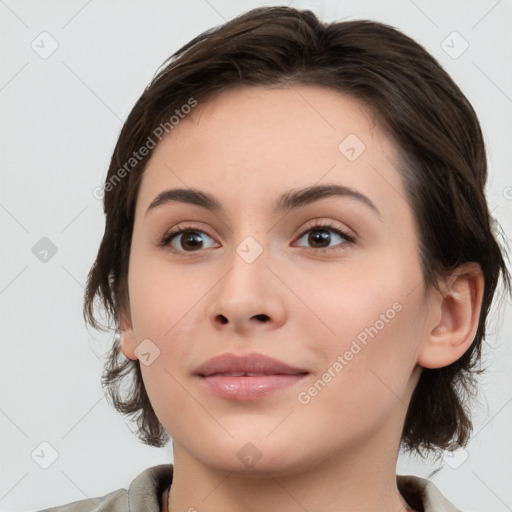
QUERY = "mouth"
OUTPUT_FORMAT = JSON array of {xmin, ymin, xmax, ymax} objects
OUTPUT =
[{"xmin": 194, "ymin": 353, "xmax": 309, "ymax": 401}]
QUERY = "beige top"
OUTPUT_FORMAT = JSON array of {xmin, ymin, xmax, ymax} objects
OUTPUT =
[{"xmin": 38, "ymin": 464, "xmax": 462, "ymax": 512}]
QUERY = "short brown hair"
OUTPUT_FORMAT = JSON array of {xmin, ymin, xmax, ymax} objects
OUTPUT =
[{"xmin": 83, "ymin": 6, "xmax": 510, "ymax": 453}]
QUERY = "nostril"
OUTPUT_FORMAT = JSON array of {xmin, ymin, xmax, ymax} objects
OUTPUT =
[
  {"xmin": 215, "ymin": 313, "xmax": 269, "ymax": 324},
  {"xmin": 253, "ymin": 314, "xmax": 270, "ymax": 322},
  {"xmin": 217, "ymin": 315, "xmax": 228, "ymax": 324}
]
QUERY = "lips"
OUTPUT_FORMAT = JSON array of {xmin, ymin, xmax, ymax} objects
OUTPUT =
[
  {"xmin": 194, "ymin": 353, "xmax": 309, "ymax": 401},
  {"xmin": 194, "ymin": 353, "xmax": 308, "ymax": 377}
]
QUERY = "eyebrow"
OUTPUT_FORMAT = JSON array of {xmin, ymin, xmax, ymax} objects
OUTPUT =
[{"xmin": 146, "ymin": 184, "xmax": 380, "ymax": 217}]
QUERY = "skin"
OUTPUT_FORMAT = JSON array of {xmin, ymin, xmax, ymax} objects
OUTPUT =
[{"xmin": 120, "ymin": 85, "xmax": 484, "ymax": 512}]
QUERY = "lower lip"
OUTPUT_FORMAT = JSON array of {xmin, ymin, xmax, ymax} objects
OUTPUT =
[{"xmin": 199, "ymin": 374, "xmax": 307, "ymax": 401}]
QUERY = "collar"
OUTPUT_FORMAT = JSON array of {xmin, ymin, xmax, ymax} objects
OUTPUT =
[{"xmin": 128, "ymin": 464, "xmax": 460, "ymax": 512}]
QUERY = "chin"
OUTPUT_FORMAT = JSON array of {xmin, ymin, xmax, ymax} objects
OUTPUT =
[{"xmin": 190, "ymin": 434, "xmax": 321, "ymax": 477}]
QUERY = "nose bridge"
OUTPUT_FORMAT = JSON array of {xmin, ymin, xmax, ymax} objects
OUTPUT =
[{"xmin": 217, "ymin": 236, "xmax": 270, "ymax": 307}]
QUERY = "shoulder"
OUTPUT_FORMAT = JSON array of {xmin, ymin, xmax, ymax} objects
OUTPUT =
[
  {"xmin": 397, "ymin": 474, "xmax": 463, "ymax": 512},
  {"xmin": 38, "ymin": 464, "xmax": 174, "ymax": 512}
]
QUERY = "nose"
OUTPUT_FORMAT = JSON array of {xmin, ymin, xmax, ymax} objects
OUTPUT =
[{"xmin": 206, "ymin": 248, "xmax": 287, "ymax": 336}]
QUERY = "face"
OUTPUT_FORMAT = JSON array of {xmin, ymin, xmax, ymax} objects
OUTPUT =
[{"xmin": 121, "ymin": 85, "xmax": 437, "ymax": 475}]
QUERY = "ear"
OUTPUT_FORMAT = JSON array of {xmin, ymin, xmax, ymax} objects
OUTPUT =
[
  {"xmin": 417, "ymin": 262, "xmax": 484, "ymax": 369},
  {"xmin": 119, "ymin": 309, "xmax": 139, "ymax": 361}
]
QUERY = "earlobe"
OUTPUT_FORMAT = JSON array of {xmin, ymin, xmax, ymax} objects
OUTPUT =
[
  {"xmin": 417, "ymin": 262, "xmax": 484, "ymax": 369},
  {"xmin": 119, "ymin": 311, "xmax": 139, "ymax": 361}
]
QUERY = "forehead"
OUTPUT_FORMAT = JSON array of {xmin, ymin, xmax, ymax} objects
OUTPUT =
[
  {"xmin": 136, "ymin": 85, "xmax": 408, "ymax": 224},
  {"xmin": 172, "ymin": 84, "xmax": 383, "ymax": 161}
]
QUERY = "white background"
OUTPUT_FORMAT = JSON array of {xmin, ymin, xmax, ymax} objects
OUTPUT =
[{"xmin": 1, "ymin": 1, "xmax": 511, "ymax": 511}]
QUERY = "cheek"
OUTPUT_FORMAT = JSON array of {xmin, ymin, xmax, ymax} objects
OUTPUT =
[
  {"xmin": 294, "ymin": 261, "xmax": 424, "ymax": 406},
  {"xmin": 293, "ymin": 301, "xmax": 422, "ymax": 445},
  {"xmin": 289, "ymin": 259, "xmax": 414, "ymax": 351},
  {"xmin": 127, "ymin": 249, "xmax": 204, "ymax": 339}
]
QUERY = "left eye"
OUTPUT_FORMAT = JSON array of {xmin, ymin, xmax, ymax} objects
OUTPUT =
[
  {"xmin": 295, "ymin": 224, "xmax": 353, "ymax": 250},
  {"xmin": 161, "ymin": 228, "xmax": 218, "ymax": 253}
]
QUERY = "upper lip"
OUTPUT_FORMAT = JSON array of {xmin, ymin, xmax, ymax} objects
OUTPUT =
[{"xmin": 194, "ymin": 353, "xmax": 309, "ymax": 377}]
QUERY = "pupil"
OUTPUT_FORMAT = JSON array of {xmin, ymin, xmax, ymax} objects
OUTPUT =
[
  {"xmin": 183, "ymin": 231, "xmax": 202, "ymax": 250},
  {"xmin": 309, "ymin": 230, "xmax": 330, "ymax": 247}
]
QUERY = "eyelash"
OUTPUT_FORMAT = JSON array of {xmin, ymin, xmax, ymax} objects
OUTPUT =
[{"xmin": 158, "ymin": 221, "xmax": 355, "ymax": 256}]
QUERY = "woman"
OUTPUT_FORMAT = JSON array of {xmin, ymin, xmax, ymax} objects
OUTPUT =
[{"xmin": 42, "ymin": 5, "xmax": 510, "ymax": 512}]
